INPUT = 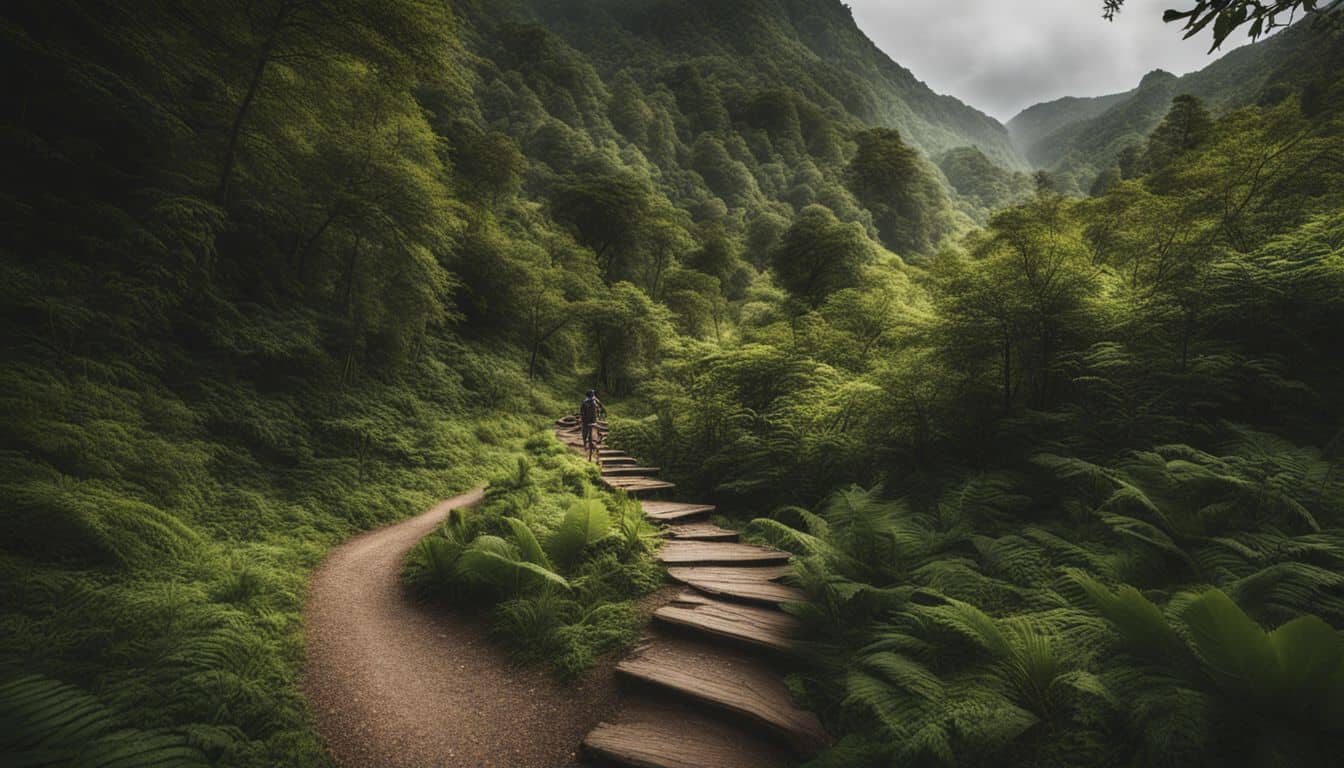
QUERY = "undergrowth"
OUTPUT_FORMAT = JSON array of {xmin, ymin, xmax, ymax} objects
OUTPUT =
[
  {"xmin": 403, "ymin": 433, "xmax": 663, "ymax": 679},
  {"xmin": 0, "ymin": 344, "xmax": 554, "ymax": 766}
]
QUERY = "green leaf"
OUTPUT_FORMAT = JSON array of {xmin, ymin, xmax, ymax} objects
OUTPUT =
[
  {"xmin": 1180, "ymin": 589, "xmax": 1275, "ymax": 697},
  {"xmin": 1266, "ymin": 615, "xmax": 1343, "ymax": 701},
  {"xmin": 503, "ymin": 517, "xmax": 551, "ymax": 568},
  {"xmin": 547, "ymin": 498, "xmax": 612, "ymax": 571}
]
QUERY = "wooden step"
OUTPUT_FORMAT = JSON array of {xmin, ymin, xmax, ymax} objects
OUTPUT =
[
  {"xmin": 617, "ymin": 636, "xmax": 827, "ymax": 752},
  {"xmin": 556, "ymin": 425, "xmax": 607, "ymax": 437},
  {"xmin": 654, "ymin": 591, "xmax": 799, "ymax": 652},
  {"xmin": 582, "ymin": 696, "xmax": 795, "ymax": 768},
  {"xmin": 602, "ymin": 466, "xmax": 661, "ymax": 477},
  {"xmin": 639, "ymin": 501, "xmax": 716, "ymax": 522},
  {"xmin": 602, "ymin": 456, "xmax": 640, "ymax": 467},
  {"xmin": 657, "ymin": 541, "xmax": 791, "ymax": 567},
  {"xmin": 661, "ymin": 522, "xmax": 739, "ymax": 542},
  {"xmin": 603, "ymin": 476, "xmax": 675, "ymax": 494},
  {"xmin": 665, "ymin": 566, "xmax": 806, "ymax": 606}
]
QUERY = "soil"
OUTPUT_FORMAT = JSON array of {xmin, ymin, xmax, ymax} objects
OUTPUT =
[{"xmin": 302, "ymin": 489, "xmax": 626, "ymax": 768}]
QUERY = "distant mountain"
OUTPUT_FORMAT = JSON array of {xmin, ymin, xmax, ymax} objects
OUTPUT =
[
  {"xmin": 507, "ymin": 0, "xmax": 1027, "ymax": 170},
  {"xmin": 1010, "ymin": 14, "xmax": 1340, "ymax": 193},
  {"xmin": 1007, "ymin": 91, "xmax": 1131, "ymax": 155}
]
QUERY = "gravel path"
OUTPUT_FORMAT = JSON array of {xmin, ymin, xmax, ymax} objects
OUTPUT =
[{"xmin": 302, "ymin": 488, "xmax": 622, "ymax": 768}]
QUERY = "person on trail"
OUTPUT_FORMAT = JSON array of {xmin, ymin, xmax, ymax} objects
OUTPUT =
[{"xmin": 579, "ymin": 389, "xmax": 604, "ymax": 451}]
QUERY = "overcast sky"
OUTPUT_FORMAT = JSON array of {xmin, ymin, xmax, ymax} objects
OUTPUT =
[{"xmin": 846, "ymin": 0, "xmax": 1257, "ymax": 122}]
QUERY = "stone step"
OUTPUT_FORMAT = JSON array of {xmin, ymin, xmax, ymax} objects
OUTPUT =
[{"xmin": 603, "ymin": 476, "xmax": 676, "ymax": 495}]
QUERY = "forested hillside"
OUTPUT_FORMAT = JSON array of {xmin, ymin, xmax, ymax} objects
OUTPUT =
[
  {"xmin": 1014, "ymin": 13, "xmax": 1344, "ymax": 192},
  {"xmin": 3, "ymin": 0, "xmax": 1344, "ymax": 766},
  {"xmin": 606, "ymin": 7, "xmax": 1344, "ymax": 762},
  {"xmin": 1008, "ymin": 91, "xmax": 1132, "ymax": 154}
]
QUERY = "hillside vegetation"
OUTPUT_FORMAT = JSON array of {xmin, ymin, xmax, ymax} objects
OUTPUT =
[
  {"xmin": 1012, "ymin": 13, "xmax": 1344, "ymax": 193},
  {"xmin": 3, "ymin": 1, "xmax": 1344, "ymax": 767}
]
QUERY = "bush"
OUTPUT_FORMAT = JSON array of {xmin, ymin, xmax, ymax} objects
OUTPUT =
[{"xmin": 403, "ymin": 433, "xmax": 661, "ymax": 677}]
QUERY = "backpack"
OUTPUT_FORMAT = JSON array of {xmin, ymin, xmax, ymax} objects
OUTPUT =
[{"xmin": 580, "ymin": 397, "xmax": 597, "ymax": 423}]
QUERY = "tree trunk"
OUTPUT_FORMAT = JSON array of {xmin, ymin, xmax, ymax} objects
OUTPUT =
[
  {"xmin": 294, "ymin": 208, "xmax": 338, "ymax": 280},
  {"xmin": 1002, "ymin": 337, "xmax": 1013, "ymax": 412},
  {"xmin": 342, "ymin": 236, "xmax": 363, "ymax": 317},
  {"xmin": 216, "ymin": 4, "xmax": 290, "ymax": 204}
]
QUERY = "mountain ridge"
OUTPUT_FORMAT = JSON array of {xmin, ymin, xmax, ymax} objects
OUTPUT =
[
  {"xmin": 1007, "ymin": 15, "xmax": 1339, "ymax": 192},
  {"xmin": 508, "ymin": 0, "xmax": 1027, "ymax": 169}
]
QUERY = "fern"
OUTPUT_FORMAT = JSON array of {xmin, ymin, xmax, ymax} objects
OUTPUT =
[
  {"xmin": 546, "ymin": 498, "xmax": 612, "ymax": 571},
  {"xmin": 455, "ymin": 535, "xmax": 570, "ymax": 593},
  {"xmin": 0, "ymin": 674, "xmax": 207, "ymax": 766},
  {"xmin": 744, "ymin": 517, "xmax": 832, "ymax": 557},
  {"xmin": 502, "ymin": 516, "xmax": 551, "ymax": 568},
  {"xmin": 1067, "ymin": 570, "xmax": 1190, "ymax": 664}
]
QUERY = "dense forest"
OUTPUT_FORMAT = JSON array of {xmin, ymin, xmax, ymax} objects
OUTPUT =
[{"xmin": 2, "ymin": 0, "xmax": 1343, "ymax": 766}]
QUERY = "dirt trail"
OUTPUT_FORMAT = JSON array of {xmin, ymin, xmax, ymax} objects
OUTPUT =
[{"xmin": 302, "ymin": 488, "xmax": 620, "ymax": 768}]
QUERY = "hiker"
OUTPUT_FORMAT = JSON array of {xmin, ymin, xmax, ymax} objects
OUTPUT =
[{"xmin": 579, "ymin": 389, "xmax": 604, "ymax": 450}]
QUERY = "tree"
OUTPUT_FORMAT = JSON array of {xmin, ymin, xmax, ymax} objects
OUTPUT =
[
  {"xmin": 691, "ymin": 134, "xmax": 759, "ymax": 205},
  {"xmin": 447, "ymin": 121, "xmax": 525, "ymax": 206},
  {"xmin": 1090, "ymin": 166, "xmax": 1123, "ymax": 196},
  {"xmin": 1117, "ymin": 142, "xmax": 1148, "ymax": 179},
  {"xmin": 936, "ymin": 194, "xmax": 1100, "ymax": 411},
  {"xmin": 206, "ymin": 0, "xmax": 456, "ymax": 204},
  {"xmin": 1146, "ymin": 95, "xmax": 1214, "ymax": 172},
  {"xmin": 582, "ymin": 282, "xmax": 673, "ymax": 395},
  {"xmin": 519, "ymin": 238, "xmax": 598, "ymax": 380},
  {"xmin": 638, "ymin": 213, "xmax": 695, "ymax": 300},
  {"xmin": 686, "ymin": 224, "xmax": 750, "ymax": 300},
  {"xmin": 770, "ymin": 205, "xmax": 873, "ymax": 308},
  {"xmin": 1103, "ymin": 0, "xmax": 1328, "ymax": 50},
  {"xmin": 549, "ymin": 167, "xmax": 653, "ymax": 280},
  {"xmin": 844, "ymin": 128, "xmax": 951, "ymax": 255}
]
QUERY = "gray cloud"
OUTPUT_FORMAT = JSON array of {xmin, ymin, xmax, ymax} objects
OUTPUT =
[{"xmin": 846, "ymin": 0, "xmax": 1255, "ymax": 122}]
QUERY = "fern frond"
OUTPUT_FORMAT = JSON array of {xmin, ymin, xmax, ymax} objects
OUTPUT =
[
  {"xmin": 744, "ymin": 517, "xmax": 832, "ymax": 557},
  {"xmin": 502, "ymin": 516, "xmax": 551, "ymax": 568},
  {"xmin": 546, "ymin": 498, "xmax": 611, "ymax": 571},
  {"xmin": 0, "ymin": 675, "xmax": 206, "ymax": 766}
]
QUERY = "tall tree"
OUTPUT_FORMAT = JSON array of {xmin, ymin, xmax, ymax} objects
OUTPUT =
[
  {"xmin": 1146, "ymin": 95, "xmax": 1214, "ymax": 172},
  {"xmin": 770, "ymin": 205, "xmax": 872, "ymax": 308},
  {"xmin": 844, "ymin": 128, "xmax": 951, "ymax": 256},
  {"xmin": 549, "ymin": 167, "xmax": 653, "ymax": 281},
  {"xmin": 206, "ymin": 0, "xmax": 455, "ymax": 204}
]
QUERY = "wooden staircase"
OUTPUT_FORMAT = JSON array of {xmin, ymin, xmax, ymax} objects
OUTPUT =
[{"xmin": 554, "ymin": 415, "xmax": 826, "ymax": 768}]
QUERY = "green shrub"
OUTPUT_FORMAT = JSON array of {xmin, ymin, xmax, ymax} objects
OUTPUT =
[{"xmin": 404, "ymin": 434, "xmax": 661, "ymax": 677}]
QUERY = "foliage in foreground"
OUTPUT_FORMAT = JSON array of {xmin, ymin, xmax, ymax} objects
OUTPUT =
[
  {"xmin": 752, "ymin": 448, "xmax": 1344, "ymax": 767},
  {"xmin": 403, "ymin": 434, "xmax": 662, "ymax": 679}
]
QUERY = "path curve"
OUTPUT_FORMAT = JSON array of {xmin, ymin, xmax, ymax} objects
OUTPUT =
[{"xmin": 302, "ymin": 488, "xmax": 620, "ymax": 768}]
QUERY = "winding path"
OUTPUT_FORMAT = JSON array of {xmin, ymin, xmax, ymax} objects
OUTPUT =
[{"xmin": 302, "ymin": 488, "xmax": 623, "ymax": 768}]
